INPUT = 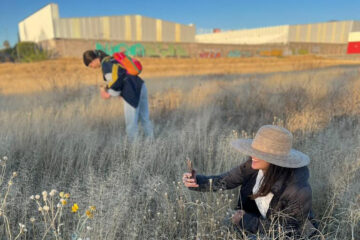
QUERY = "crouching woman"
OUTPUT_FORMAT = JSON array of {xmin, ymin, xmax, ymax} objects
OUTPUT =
[{"xmin": 183, "ymin": 125, "xmax": 317, "ymax": 238}]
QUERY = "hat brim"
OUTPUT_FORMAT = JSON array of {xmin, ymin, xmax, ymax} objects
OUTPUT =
[{"xmin": 230, "ymin": 139, "xmax": 310, "ymax": 168}]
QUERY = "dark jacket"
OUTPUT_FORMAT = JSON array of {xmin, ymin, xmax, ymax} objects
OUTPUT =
[
  {"xmin": 192, "ymin": 158, "xmax": 316, "ymax": 237},
  {"xmin": 101, "ymin": 57, "xmax": 144, "ymax": 108}
]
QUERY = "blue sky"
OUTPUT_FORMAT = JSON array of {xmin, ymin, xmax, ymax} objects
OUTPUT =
[{"xmin": 1, "ymin": 0, "xmax": 359, "ymax": 47}]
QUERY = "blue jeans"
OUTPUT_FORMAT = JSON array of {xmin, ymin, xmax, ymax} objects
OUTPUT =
[{"xmin": 123, "ymin": 84, "xmax": 154, "ymax": 140}]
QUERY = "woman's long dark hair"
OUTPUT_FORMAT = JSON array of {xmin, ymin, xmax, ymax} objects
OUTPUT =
[
  {"xmin": 250, "ymin": 159, "xmax": 294, "ymax": 199},
  {"xmin": 83, "ymin": 50, "xmax": 109, "ymax": 66}
]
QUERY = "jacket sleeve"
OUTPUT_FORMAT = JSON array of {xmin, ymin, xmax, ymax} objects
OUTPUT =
[
  {"xmin": 101, "ymin": 60, "xmax": 127, "ymax": 89},
  {"xmin": 238, "ymin": 186, "xmax": 312, "ymax": 236},
  {"xmin": 189, "ymin": 158, "xmax": 254, "ymax": 192},
  {"xmin": 101, "ymin": 61, "xmax": 113, "ymax": 80}
]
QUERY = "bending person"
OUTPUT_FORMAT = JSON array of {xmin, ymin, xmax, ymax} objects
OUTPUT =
[
  {"xmin": 83, "ymin": 50, "xmax": 153, "ymax": 140},
  {"xmin": 183, "ymin": 125, "xmax": 317, "ymax": 238}
]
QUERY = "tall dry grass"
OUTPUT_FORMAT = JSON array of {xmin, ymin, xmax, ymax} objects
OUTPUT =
[
  {"xmin": 2, "ymin": 55, "xmax": 360, "ymax": 95},
  {"xmin": 0, "ymin": 62, "xmax": 359, "ymax": 239}
]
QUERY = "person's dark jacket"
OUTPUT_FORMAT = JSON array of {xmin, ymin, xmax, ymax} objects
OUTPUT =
[
  {"xmin": 191, "ymin": 158, "xmax": 316, "ymax": 237},
  {"xmin": 101, "ymin": 57, "xmax": 144, "ymax": 108}
]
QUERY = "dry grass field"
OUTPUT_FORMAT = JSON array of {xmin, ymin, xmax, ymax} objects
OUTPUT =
[
  {"xmin": 0, "ymin": 56, "xmax": 359, "ymax": 239},
  {"xmin": 1, "ymin": 55, "xmax": 360, "ymax": 95}
]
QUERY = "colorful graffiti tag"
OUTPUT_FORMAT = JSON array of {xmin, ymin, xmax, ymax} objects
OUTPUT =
[
  {"xmin": 95, "ymin": 43, "xmax": 145, "ymax": 57},
  {"xmin": 95, "ymin": 42, "xmax": 189, "ymax": 58},
  {"xmin": 199, "ymin": 49, "xmax": 221, "ymax": 58},
  {"xmin": 258, "ymin": 49, "xmax": 283, "ymax": 57},
  {"xmin": 143, "ymin": 44, "xmax": 189, "ymax": 58},
  {"xmin": 227, "ymin": 50, "xmax": 253, "ymax": 58}
]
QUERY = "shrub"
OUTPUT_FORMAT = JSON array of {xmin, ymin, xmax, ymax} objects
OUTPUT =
[{"xmin": 13, "ymin": 42, "xmax": 50, "ymax": 62}]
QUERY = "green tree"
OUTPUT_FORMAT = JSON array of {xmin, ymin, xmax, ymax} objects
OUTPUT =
[{"xmin": 3, "ymin": 40, "xmax": 10, "ymax": 49}]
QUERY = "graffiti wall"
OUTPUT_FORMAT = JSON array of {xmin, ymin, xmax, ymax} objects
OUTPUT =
[
  {"xmin": 39, "ymin": 38, "xmax": 348, "ymax": 58},
  {"xmin": 199, "ymin": 49, "xmax": 221, "ymax": 58},
  {"xmin": 95, "ymin": 42, "xmax": 189, "ymax": 57}
]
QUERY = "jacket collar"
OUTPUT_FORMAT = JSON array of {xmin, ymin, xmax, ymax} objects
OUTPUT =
[{"xmin": 270, "ymin": 166, "xmax": 309, "ymax": 196}]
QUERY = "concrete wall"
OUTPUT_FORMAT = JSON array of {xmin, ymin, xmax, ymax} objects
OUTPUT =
[
  {"xmin": 39, "ymin": 38, "xmax": 348, "ymax": 59},
  {"xmin": 196, "ymin": 25, "xmax": 290, "ymax": 44},
  {"xmin": 18, "ymin": 3, "xmax": 59, "ymax": 42}
]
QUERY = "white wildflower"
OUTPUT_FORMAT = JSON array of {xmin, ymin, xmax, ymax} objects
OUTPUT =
[
  {"xmin": 3, "ymin": 156, "xmax": 8, "ymax": 161},
  {"xmin": 8, "ymin": 180, "xmax": 13, "ymax": 186},
  {"xmin": 38, "ymin": 207, "xmax": 43, "ymax": 212},
  {"xmin": 43, "ymin": 205, "xmax": 50, "ymax": 211},
  {"xmin": 57, "ymin": 203, "xmax": 61, "ymax": 208},
  {"xmin": 30, "ymin": 217, "xmax": 35, "ymax": 223},
  {"xmin": 49, "ymin": 189, "xmax": 57, "ymax": 197},
  {"xmin": 42, "ymin": 191, "xmax": 48, "ymax": 201},
  {"xmin": 12, "ymin": 172, "xmax": 17, "ymax": 177},
  {"xmin": 30, "ymin": 195, "xmax": 34, "ymax": 200},
  {"xmin": 86, "ymin": 226, "xmax": 92, "ymax": 231},
  {"xmin": 35, "ymin": 195, "xmax": 40, "ymax": 200}
]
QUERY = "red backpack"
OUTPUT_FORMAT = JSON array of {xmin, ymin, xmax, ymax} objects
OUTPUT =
[{"xmin": 113, "ymin": 52, "xmax": 142, "ymax": 76}]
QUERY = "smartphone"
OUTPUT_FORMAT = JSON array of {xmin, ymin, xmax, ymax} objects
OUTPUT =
[{"xmin": 186, "ymin": 157, "xmax": 196, "ymax": 179}]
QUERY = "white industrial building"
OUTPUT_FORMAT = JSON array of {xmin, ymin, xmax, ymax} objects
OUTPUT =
[
  {"xmin": 196, "ymin": 21, "xmax": 360, "ymax": 45},
  {"xmin": 18, "ymin": 3, "xmax": 196, "ymax": 43}
]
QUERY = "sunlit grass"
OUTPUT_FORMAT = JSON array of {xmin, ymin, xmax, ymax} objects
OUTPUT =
[{"xmin": 0, "ymin": 62, "xmax": 359, "ymax": 239}]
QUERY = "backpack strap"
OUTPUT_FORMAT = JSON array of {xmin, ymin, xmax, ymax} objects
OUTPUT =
[{"xmin": 108, "ymin": 64, "xmax": 120, "ymax": 88}]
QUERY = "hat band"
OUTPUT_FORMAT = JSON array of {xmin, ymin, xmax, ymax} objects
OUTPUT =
[{"xmin": 251, "ymin": 142, "xmax": 291, "ymax": 156}]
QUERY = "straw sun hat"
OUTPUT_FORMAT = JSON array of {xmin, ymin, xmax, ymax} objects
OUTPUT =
[{"xmin": 231, "ymin": 125, "xmax": 310, "ymax": 168}]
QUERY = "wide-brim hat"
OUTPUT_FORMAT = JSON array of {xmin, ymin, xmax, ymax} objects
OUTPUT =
[{"xmin": 231, "ymin": 125, "xmax": 310, "ymax": 168}]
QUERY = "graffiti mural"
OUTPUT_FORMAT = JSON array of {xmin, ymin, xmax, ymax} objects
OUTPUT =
[
  {"xmin": 298, "ymin": 49, "xmax": 309, "ymax": 55},
  {"xmin": 143, "ymin": 44, "xmax": 189, "ymax": 58},
  {"xmin": 227, "ymin": 50, "xmax": 253, "ymax": 58},
  {"xmin": 199, "ymin": 49, "xmax": 221, "ymax": 58},
  {"xmin": 95, "ymin": 42, "xmax": 189, "ymax": 58},
  {"xmin": 290, "ymin": 48, "xmax": 309, "ymax": 55},
  {"xmin": 95, "ymin": 43, "xmax": 145, "ymax": 57},
  {"xmin": 259, "ymin": 49, "xmax": 283, "ymax": 57}
]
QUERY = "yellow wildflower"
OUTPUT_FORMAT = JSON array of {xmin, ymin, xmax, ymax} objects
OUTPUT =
[
  {"xmin": 64, "ymin": 193, "xmax": 70, "ymax": 199},
  {"xmin": 59, "ymin": 192, "xmax": 64, "ymax": 198},
  {"xmin": 89, "ymin": 206, "xmax": 96, "ymax": 211},
  {"xmin": 60, "ymin": 199, "xmax": 67, "ymax": 206},
  {"xmin": 71, "ymin": 203, "xmax": 79, "ymax": 213},
  {"xmin": 86, "ymin": 210, "xmax": 93, "ymax": 219}
]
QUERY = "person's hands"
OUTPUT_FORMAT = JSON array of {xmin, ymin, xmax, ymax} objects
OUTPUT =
[
  {"xmin": 231, "ymin": 210, "xmax": 245, "ymax": 226},
  {"xmin": 100, "ymin": 86, "xmax": 111, "ymax": 99},
  {"xmin": 182, "ymin": 172, "xmax": 199, "ymax": 188},
  {"xmin": 99, "ymin": 85, "xmax": 108, "ymax": 91}
]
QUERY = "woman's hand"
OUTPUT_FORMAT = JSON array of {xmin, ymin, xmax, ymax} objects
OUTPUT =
[
  {"xmin": 231, "ymin": 210, "xmax": 245, "ymax": 226},
  {"xmin": 100, "ymin": 86, "xmax": 111, "ymax": 99},
  {"xmin": 182, "ymin": 172, "xmax": 199, "ymax": 188}
]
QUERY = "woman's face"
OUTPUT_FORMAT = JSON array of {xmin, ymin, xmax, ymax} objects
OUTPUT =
[
  {"xmin": 89, "ymin": 58, "xmax": 101, "ymax": 68},
  {"xmin": 251, "ymin": 156, "xmax": 270, "ymax": 171}
]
